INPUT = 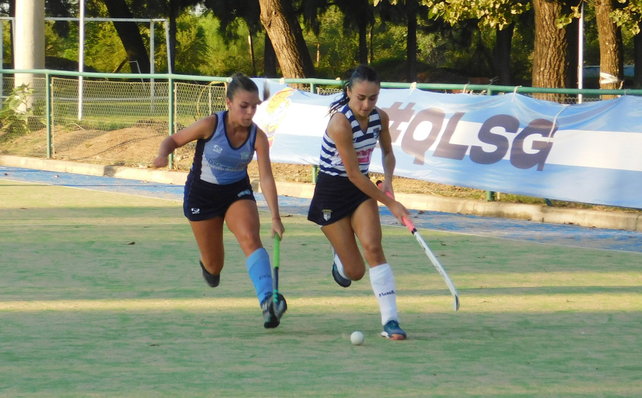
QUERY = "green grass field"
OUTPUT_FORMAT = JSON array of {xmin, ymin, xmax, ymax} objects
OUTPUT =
[{"xmin": 1, "ymin": 180, "xmax": 641, "ymax": 397}]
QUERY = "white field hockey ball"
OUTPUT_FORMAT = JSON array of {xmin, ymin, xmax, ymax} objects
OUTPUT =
[{"xmin": 350, "ymin": 331, "xmax": 365, "ymax": 345}]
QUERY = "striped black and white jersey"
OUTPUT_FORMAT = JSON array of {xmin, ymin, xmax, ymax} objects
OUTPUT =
[{"xmin": 319, "ymin": 105, "xmax": 381, "ymax": 177}]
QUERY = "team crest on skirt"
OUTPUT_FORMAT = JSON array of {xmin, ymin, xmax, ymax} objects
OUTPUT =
[{"xmin": 322, "ymin": 209, "xmax": 332, "ymax": 221}]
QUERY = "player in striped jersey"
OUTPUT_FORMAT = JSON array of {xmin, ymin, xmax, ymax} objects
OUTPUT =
[{"xmin": 307, "ymin": 65, "xmax": 411, "ymax": 340}]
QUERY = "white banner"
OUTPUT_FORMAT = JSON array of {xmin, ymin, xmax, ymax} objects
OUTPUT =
[{"xmin": 253, "ymin": 80, "xmax": 642, "ymax": 208}]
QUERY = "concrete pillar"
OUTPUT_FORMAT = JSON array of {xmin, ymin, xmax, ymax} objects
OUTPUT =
[{"xmin": 15, "ymin": 0, "xmax": 45, "ymax": 108}]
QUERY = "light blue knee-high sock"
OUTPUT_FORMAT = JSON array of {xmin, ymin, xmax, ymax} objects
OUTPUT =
[{"xmin": 246, "ymin": 248, "xmax": 273, "ymax": 304}]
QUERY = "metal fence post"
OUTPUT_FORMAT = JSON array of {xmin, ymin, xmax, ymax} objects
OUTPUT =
[
  {"xmin": 485, "ymin": 86, "xmax": 495, "ymax": 201},
  {"xmin": 46, "ymin": 71, "xmax": 52, "ymax": 158},
  {"xmin": 309, "ymin": 83, "xmax": 318, "ymax": 182},
  {"xmin": 168, "ymin": 74, "xmax": 175, "ymax": 169},
  {"xmin": 486, "ymin": 191, "xmax": 495, "ymax": 201},
  {"xmin": 0, "ymin": 19, "xmax": 3, "ymax": 110}
]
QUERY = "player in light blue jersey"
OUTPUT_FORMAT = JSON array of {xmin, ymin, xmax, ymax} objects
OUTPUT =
[
  {"xmin": 154, "ymin": 73, "xmax": 286, "ymax": 329},
  {"xmin": 308, "ymin": 65, "xmax": 411, "ymax": 340}
]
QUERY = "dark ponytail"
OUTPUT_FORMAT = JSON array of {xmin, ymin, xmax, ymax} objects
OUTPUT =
[
  {"xmin": 328, "ymin": 64, "xmax": 381, "ymax": 115},
  {"xmin": 226, "ymin": 72, "xmax": 258, "ymax": 100}
]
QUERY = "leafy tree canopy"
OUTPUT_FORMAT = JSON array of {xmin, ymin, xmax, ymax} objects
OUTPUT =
[{"xmin": 380, "ymin": 0, "xmax": 530, "ymax": 30}]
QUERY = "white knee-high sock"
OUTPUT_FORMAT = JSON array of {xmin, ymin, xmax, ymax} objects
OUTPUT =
[{"xmin": 369, "ymin": 263, "xmax": 399, "ymax": 325}]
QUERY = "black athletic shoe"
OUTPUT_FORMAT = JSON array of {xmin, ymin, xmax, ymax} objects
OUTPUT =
[
  {"xmin": 200, "ymin": 261, "xmax": 220, "ymax": 287},
  {"xmin": 332, "ymin": 261, "xmax": 352, "ymax": 288},
  {"xmin": 261, "ymin": 292, "xmax": 287, "ymax": 329}
]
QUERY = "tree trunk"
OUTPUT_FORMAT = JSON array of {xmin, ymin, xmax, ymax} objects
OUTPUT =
[
  {"xmin": 565, "ymin": 15, "xmax": 579, "ymax": 89},
  {"xmin": 532, "ymin": 0, "xmax": 568, "ymax": 101},
  {"xmin": 406, "ymin": 0, "xmax": 417, "ymax": 82},
  {"xmin": 258, "ymin": 0, "xmax": 315, "ymax": 78},
  {"xmin": 595, "ymin": 0, "xmax": 622, "ymax": 95},
  {"xmin": 263, "ymin": 32, "xmax": 278, "ymax": 77},
  {"xmin": 358, "ymin": 22, "xmax": 368, "ymax": 64},
  {"xmin": 369, "ymin": 25, "xmax": 374, "ymax": 64},
  {"xmin": 248, "ymin": 29, "xmax": 257, "ymax": 76},
  {"xmin": 7, "ymin": 0, "xmax": 15, "ymax": 68},
  {"xmin": 264, "ymin": 32, "xmax": 278, "ymax": 77},
  {"xmin": 102, "ymin": 0, "xmax": 151, "ymax": 74},
  {"xmin": 168, "ymin": 0, "xmax": 178, "ymax": 73},
  {"xmin": 494, "ymin": 24, "xmax": 514, "ymax": 86},
  {"xmin": 633, "ymin": 22, "xmax": 642, "ymax": 88}
]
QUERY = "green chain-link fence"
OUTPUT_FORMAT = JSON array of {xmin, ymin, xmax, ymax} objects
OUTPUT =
[
  {"xmin": 48, "ymin": 77, "xmax": 170, "ymax": 166},
  {"xmin": 0, "ymin": 76, "xmax": 48, "ymax": 158},
  {"xmin": 1, "ymin": 69, "xmax": 640, "ymax": 168},
  {"xmin": 172, "ymin": 81, "xmax": 227, "ymax": 170}
]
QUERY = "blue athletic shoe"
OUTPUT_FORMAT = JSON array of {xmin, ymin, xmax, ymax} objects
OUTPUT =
[
  {"xmin": 332, "ymin": 261, "xmax": 352, "ymax": 288},
  {"xmin": 381, "ymin": 320, "xmax": 407, "ymax": 340},
  {"xmin": 261, "ymin": 292, "xmax": 287, "ymax": 329},
  {"xmin": 200, "ymin": 261, "xmax": 220, "ymax": 287}
]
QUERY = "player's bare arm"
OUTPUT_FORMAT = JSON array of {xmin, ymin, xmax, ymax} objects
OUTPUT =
[
  {"xmin": 153, "ymin": 115, "xmax": 217, "ymax": 168},
  {"xmin": 377, "ymin": 109, "xmax": 396, "ymax": 196},
  {"xmin": 328, "ymin": 113, "xmax": 408, "ymax": 223},
  {"xmin": 255, "ymin": 127, "xmax": 284, "ymax": 239}
]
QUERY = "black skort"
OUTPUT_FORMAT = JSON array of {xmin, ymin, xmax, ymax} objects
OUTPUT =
[
  {"xmin": 183, "ymin": 173, "xmax": 255, "ymax": 221},
  {"xmin": 307, "ymin": 172, "xmax": 371, "ymax": 226}
]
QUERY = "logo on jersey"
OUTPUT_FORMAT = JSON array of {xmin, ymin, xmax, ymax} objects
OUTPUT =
[
  {"xmin": 212, "ymin": 145, "xmax": 223, "ymax": 153},
  {"xmin": 241, "ymin": 151, "xmax": 251, "ymax": 160},
  {"xmin": 356, "ymin": 148, "xmax": 373, "ymax": 164},
  {"xmin": 237, "ymin": 189, "xmax": 252, "ymax": 198},
  {"xmin": 322, "ymin": 209, "xmax": 332, "ymax": 221},
  {"xmin": 191, "ymin": 208, "xmax": 201, "ymax": 215}
]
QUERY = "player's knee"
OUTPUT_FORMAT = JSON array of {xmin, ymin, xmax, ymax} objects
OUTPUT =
[
  {"xmin": 360, "ymin": 241, "xmax": 384, "ymax": 260},
  {"xmin": 345, "ymin": 267, "xmax": 365, "ymax": 281},
  {"xmin": 235, "ymin": 230, "xmax": 261, "ymax": 250}
]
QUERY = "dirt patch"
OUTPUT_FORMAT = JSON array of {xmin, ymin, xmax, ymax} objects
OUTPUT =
[
  {"xmin": 52, "ymin": 127, "xmax": 167, "ymax": 166},
  {"xmin": 2, "ymin": 127, "xmax": 189, "ymax": 168}
]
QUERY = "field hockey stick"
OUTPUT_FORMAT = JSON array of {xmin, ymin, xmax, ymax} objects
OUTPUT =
[
  {"xmin": 273, "ymin": 234, "xmax": 281, "ymax": 304},
  {"xmin": 377, "ymin": 181, "xmax": 460, "ymax": 311}
]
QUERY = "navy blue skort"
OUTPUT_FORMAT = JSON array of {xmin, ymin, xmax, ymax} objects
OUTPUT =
[
  {"xmin": 307, "ymin": 172, "xmax": 371, "ymax": 226},
  {"xmin": 183, "ymin": 173, "xmax": 255, "ymax": 221}
]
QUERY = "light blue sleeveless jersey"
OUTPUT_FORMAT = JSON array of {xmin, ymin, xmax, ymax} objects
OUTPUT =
[{"xmin": 190, "ymin": 110, "xmax": 257, "ymax": 185}]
